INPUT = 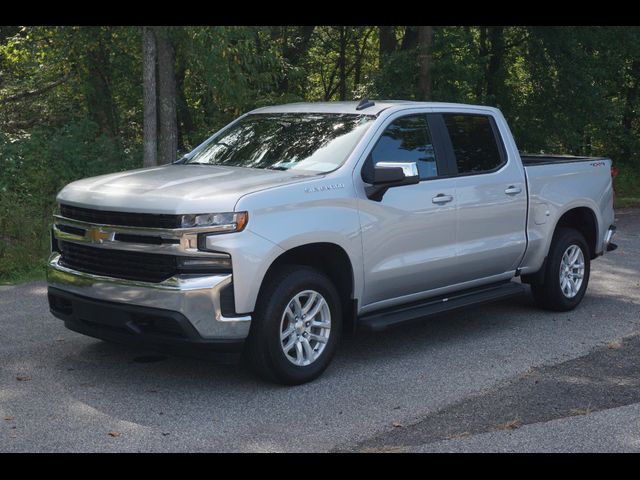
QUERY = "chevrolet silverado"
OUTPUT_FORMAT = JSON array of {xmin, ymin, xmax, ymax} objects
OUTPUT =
[{"xmin": 47, "ymin": 100, "xmax": 617, "ymax": 384}]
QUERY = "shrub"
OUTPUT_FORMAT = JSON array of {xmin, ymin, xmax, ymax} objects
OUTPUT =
[{"xmin": 0, "ymin": 119, "xmax": 140, "ymax": 282}]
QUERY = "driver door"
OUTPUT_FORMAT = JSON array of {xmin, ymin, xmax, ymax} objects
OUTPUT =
[{"xmin": 358, "ymin": 113, "xmax": 458, "ymax": 310}]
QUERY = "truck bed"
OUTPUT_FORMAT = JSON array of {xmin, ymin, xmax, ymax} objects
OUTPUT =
[
  {"xmin": 519, "ymin": 153, "xmax": 614, "ymax": 273},
  {"xmin": 520, "ymin": 153, "xmax": 608, "ymax": 166}
]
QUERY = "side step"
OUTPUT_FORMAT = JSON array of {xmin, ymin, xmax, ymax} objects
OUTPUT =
[{"xmin": 358, "ymin": 281, "xmax": 526, "ymax": 332}]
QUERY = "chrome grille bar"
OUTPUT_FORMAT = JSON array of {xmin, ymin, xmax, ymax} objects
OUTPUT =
[{"xmin": 52, "ymin": 214, "xmax": 230, "ymax": 257}]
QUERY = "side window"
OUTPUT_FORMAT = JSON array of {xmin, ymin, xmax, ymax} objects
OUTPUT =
[
  {"xmin": 442, "ymin": 114, "xmax": 503, "ymax": 175},
  {"xmin": 370, "ymin": 115, "xmax": 438, "ymax": 180}
]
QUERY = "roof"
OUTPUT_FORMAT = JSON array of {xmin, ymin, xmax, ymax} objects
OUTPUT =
[{"xmin": 249, "ymin": 100, "xmax": 496, "ymax": 116}]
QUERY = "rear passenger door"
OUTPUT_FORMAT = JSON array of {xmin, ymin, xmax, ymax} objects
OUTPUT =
[{"xmin": 441, "ymin": 113, "xmax": 527, "ymax": 282}]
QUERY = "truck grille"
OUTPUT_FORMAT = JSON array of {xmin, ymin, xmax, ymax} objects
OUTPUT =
[
  {"xmin": 59, "ymin": 241, "xmax": 177, "ymax": 283},
  {"xmin": 60, "ymin": 204, "xmax": 180, "ymax": 229}
]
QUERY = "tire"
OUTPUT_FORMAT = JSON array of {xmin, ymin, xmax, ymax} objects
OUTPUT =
[
  {"xmin": 244, "ymin": 265, "xmax": 342, "ymax": 385},
  {"xmin": 530, "ymin": 227, "xmax": 590, "ymax": 311}
]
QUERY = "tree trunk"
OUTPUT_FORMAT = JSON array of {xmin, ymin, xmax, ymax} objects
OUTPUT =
[
  {"xmin": 622, "ymin": 60, "xmax": 640, "ymax": 160},
  {"xmin": 156, "ymin": 27, "xmax": 178, "ymax": 164},
  {"xmin": 354, "ymin": 53, "xmax": 362, "ymax": 89},
  {"xmin": 417, "ymin": 26, "xmax": 433, "ymax": 101},
  {"xmin": 475, "ymin": 26, "xmax": 488, "ymax": 101},
  {"xmin": 400, "ymin": 26, "xmax": 419, "ymax": 51},
  {"xmin": 142, "ymin": 26, "xmax": 157, "ymax": 167},
  {"xmin": 353, "ymin": 31, "xmax": 363, "ymax": 89},
  {"xmin": 485, "ymin": 26, "xmax": 505, "ymax": 103},
  {"xmin": 353, "ymin": 27, "xmax": 373, "ymax": 91},
  {"xmin": 378, "ymin": 26, "xmax": 397, "ymax": 64},
  {"xmin": 338, "ymin": 26, "xmax": 347, "ymax": 100},
  {"xmin": 279, "ymin": 26, "xmax": 315, "ymax": 93},
  {"xmin": 622, "ymin": 60, "xmax": 640, "ymax": 131},
  {"xmin": 84, "ymin": 27, "xmax": 118, "ymax": 137},
  {"xmin": 254, "ymin": 28, "xmax": 262, "ymax": 56},
  {"xmin": 175, "ymin": 51, "xmax": 194, "ymax": 152}
]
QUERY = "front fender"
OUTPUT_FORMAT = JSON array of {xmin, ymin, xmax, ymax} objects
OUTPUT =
[{"xmin": 235, "ymin": 176, "xmax": 364, "ymax": 309}]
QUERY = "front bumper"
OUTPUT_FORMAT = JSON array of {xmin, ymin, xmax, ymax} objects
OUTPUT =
[{"xmin": 46, "ymin": 253, "xmax": 252, "ymax": 342}]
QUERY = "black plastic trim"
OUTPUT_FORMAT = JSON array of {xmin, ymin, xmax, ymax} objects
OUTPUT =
[
  {"xmin": 113, "ymin": 233, "xmax": 178, "ymax": 245},
  {"xmin": 60, "ymin": 204, "xmax": 182, "ymax": 229},
  {"xmin": 521, "ymin": 154, "xmax": 609, "ymax": 166},
  {"xmin": 56, "ymin": 224, "xmax": 86, "ymax": 237},
  {"xmin": 50, "ymin": 226, "xmax": 60, "ymax": 253},
  {"xmin": 426, "ymin": 113, "xmax": 458, "ymax": 177},
  {"xmin": 58, "ymin": 241, "xmax": 178, "ymax": 283},
  {"xmin": 521, "ymin": 256, "xmax": 547, "ymax": 285},
  {"xmin": 219, "ymin": 282, "xmax": 237, "ymax": 316},
  {"xmin": 358, "ymin": 281, "xmax": 525, "ymax": 332}
]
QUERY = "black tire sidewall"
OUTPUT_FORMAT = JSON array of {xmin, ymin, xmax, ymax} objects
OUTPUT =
[
  {"xmin": 543, "ymin": 228, "xmax": 591, "ymax": 310},
  {"xmin": 251, "ymin": 266, "xmax": 342, "ymax": 385}
]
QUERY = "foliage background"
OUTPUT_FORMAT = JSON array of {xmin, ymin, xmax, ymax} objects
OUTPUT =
[{"xmin": 1, "ymin": 26, "xmax": 639, "ymax": 282}]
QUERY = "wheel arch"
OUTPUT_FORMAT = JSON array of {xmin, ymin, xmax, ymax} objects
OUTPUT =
[
  {"xmin": 552, "ymin": 206, "xmax": 599, "ymax": 259},
  {"xmin": 523, "ymin": 205, "xmax": 599, "ymax": 285},
  {"xmin": 257, "ymin": 242, "xmax": 357, "ymax": 332}
]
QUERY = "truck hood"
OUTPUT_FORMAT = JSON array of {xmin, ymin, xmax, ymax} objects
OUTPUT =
[{"xmin": 57, "ymin": 164, "xmax": 314, "ymax": 214}]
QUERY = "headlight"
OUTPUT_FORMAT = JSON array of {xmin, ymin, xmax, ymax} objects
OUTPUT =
[{"xmin": 180, "ymin": 211, "xmax": 248, "ymax": 233}]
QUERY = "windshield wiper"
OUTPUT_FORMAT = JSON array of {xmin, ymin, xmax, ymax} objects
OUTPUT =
[
  {"xmin": 266, "ymin": 165, "xmax": 289, "ymax": 171},
  {"xmin": 172, "ymin": 155, "xmax": 189, "ymax": 164}
]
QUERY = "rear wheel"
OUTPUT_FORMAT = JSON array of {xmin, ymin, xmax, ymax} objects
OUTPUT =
[
  {"xmin": 530, "ymin": 228, "xmax": 590, "ymax": 311},
  {"xmin": 245, "ymin": 265, "xmax": 342, "ymax": 385}
]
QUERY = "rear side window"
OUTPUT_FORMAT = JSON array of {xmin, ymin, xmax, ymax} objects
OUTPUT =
[
  {"xmin": 370, "ymin": 115, "xmax": 438, "ymax": 180},
  {"xmin": 443, "ymin": 114, "xmax": 503, "ymax": 175}
]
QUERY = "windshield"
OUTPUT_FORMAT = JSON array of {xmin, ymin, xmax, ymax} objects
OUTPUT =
[{"xmin": 185, "ymin": 113, "xmax": 375, "ymax": 173}]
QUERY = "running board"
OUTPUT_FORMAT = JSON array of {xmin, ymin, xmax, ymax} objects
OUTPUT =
[{"xmin": 358, "ymin": 281, "xmax": 526, "ymax": 332}]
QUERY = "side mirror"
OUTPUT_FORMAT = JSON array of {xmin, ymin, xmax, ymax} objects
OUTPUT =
[
  {"xmin": 365, "ymin": 162, "xmax": 419, "ymax": 201},
  {"xmin": 371, "ymin": 162, "xmax": 419, "ymax": 185}
]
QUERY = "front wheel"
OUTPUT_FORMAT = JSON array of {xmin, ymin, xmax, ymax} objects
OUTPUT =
[
  {"xmin": 530, "ymin": 227, "xmax": 590, "ymax": 311},
  {"xmin": 245, "ymin": 265, "xmax": 342, "ymax": 385}
]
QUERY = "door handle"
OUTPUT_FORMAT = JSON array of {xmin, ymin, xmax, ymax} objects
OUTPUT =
[
  {"xmin": 432, "ymin": 194, "xmax": 453, "ymax": 204},
  {"xmin": 505, "ymin": 186, "xmax": 522, "ymax": 195}
]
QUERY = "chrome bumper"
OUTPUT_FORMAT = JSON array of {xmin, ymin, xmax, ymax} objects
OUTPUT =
[{"xmin": 46, "ymin": 253, "xmax": 251, "ymax": 340}]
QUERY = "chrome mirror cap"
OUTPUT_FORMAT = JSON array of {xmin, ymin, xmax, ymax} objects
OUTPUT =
[{"xmin": 375, "ymin": 161, "xmax": 419, "ymax": 179}]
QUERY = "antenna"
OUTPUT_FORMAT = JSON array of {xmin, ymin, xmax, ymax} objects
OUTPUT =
[{"xmin": 356, "ymin": 98, "xmax": 375, "ymax": 110}]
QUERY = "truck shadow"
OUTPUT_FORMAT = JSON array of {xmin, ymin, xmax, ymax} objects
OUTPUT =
[
  {"xmin": 15, "ymin": 277, "xmax": 631, "ymax": 447},
  {"xmin": 46, "ymin": 292, "xmax": 528, "ymax": 409},
  {"xmin": 57, "ymin": 281, "xmax": 637, "ymax": 387}
]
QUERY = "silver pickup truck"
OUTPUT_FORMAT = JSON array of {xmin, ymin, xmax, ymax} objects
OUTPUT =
[{"xmin": 47, "ymin": 100, "xmax": 617, "ymax": 384}]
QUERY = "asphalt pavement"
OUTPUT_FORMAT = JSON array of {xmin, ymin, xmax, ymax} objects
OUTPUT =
[{"xmin": 1, "ymin": 208, "xmax": 638, "ymax": 452}]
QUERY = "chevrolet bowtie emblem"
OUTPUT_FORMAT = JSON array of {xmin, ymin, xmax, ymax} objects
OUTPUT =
[{"xmin": 86, "ymin": 227, "xmax": 112, "ymax": 243}]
